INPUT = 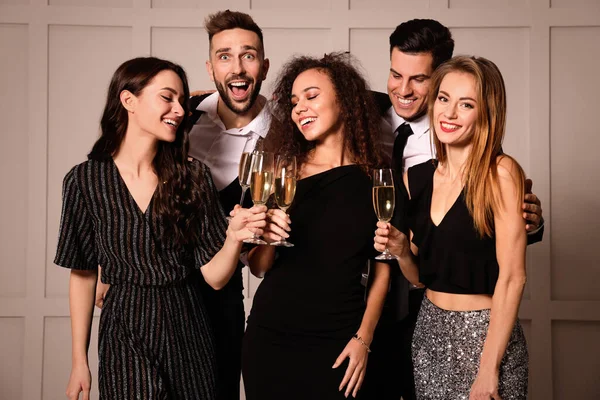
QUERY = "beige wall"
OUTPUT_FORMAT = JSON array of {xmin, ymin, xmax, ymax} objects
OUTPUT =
[{"xmin": 0, "ymin": 0, "xmax": 599, "ymax": 399}]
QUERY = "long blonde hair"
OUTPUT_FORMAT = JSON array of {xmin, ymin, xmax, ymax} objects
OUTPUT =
[{"xmin": 428, "ymin": 56, "xmax": 525, "ymax": 237}]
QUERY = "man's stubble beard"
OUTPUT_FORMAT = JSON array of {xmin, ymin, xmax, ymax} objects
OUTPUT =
[{"xmin": 214, "ymin": 75, "xmax": 264, "ymax": 115}]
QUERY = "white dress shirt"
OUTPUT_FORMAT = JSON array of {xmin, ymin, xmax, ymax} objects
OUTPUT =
[
  {"xmin": 188, "ymin": 92, "xmax": 272, "ymax": 191},
  {"xmin": 380, "ymin": 106, "xmax": 435, "ymax": 173}
]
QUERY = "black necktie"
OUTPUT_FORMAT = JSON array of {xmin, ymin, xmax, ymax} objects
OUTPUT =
[
  {"xmin": 392, "ymin": 123, "xmax": 414, "ymax": 174},
  {"xmin": 389, "ymin": 123, "xmax": 413, "ymax": 322}
]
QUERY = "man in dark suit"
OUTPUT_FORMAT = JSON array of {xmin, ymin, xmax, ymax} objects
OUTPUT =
[{"xmin": 361, "ymin": 19, "xmax": 544, "ymax": 400}]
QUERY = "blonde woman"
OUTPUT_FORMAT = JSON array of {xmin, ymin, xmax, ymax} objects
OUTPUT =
[{"xmin": 375, "ymin": 56, "xmax": 528, "ymax": 399}]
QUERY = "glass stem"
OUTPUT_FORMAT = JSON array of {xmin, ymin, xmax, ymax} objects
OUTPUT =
[
  {"xmin": 240, "ymin": 186, "xmax": 248, "ymax": 205},
  {"xmin": 281, "ymin": 207, "xmax": 290, "ymax": 242}
]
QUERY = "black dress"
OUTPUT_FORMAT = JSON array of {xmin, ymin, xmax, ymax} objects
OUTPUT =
[
  {"xmin": 242, "ymin": 165, "xmax": 378, "ymax": 400},
  {"xmin": 54, "ymin": 159, "xmax": 227, "ymax": 400}
]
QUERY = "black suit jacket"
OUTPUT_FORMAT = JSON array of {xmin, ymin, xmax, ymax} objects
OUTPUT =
[
  {"xmin": 187, "ymin": 94, "xmax": 211, "ymax": 128},
  {"xmin": 368, "ymin": 91, "xmax": 413, "ymax": 321}
]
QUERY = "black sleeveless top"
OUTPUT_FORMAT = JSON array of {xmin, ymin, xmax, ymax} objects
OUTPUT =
[{"xmin": 407, "ymin": 160, "xmax": 499, "ymax": 295}]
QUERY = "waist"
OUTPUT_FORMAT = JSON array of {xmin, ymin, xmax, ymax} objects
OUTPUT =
[
  {"xmin": 249, "ymin": 287, "xmax": 365, "ymax": 336},
  {"xmin": 105, "ymin": 271, "xmax": 199, "ymax": 289},
  {"xmin": 425, "ymin": 289, "xmax": 492, "ymax": 312}
]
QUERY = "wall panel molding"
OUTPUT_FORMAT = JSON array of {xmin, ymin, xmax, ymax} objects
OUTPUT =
[{"xmin": 0, "ymin": 1, "xmax": 598, "ymax": 398}]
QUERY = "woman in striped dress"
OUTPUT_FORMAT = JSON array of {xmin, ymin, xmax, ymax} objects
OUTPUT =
[{"xmin": 55, "ymin": 57, "xmax": 266, "ymax": 400}]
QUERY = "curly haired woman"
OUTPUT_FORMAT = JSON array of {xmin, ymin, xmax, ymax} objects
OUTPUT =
[{"xmin": 241, "ymin": 53, "xmax": 391, "ymax": 400}]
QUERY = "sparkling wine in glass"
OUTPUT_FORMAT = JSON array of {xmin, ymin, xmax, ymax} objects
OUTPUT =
[
  {"xmin": 237, "ymin": 138, "xmax": 259, "ymax": 207},
  {"xmin": 373, "ymin": 168, "xmax": 396, "ymax": 260},
  {"xmin": 238, "ymin": 151, "xmax": 252, "ymax": 205},
  {"xmin": 271, "ymin": 155, "xmax": 297, "ymax": 247},
  {"xmin": 244, "ymin": 151, "xmax": 274, "ymax": 245}
]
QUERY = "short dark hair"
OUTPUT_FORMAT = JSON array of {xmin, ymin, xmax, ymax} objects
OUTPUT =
[
  {"xmin": 205, "ymin": 10, "xmax": 264, "ymax": 53},
  {"xmin": 389, "ymin": 19, "xmax": 454, "ymax": 70}
]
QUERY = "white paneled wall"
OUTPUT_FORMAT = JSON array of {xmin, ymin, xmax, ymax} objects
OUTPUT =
[
  {"xmin": 46, "ymin": 25, "xmax": 133, "ymax": 298},
  {"xmin": 0, "ymin": 1, "xmax": 599, "ymax": 399},
  {"xmin": 550, "ymin": 26, "xmax": 600, "ymax": 302},
  {"xmin": 0, "ymin": 318, "xmax": 25, "ymax": 399},
  {"xmin": 0, "ymin": 23, "xmax": 28, "ymax": 299}
]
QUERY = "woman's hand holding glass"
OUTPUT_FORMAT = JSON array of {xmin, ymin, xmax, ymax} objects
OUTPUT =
[
  {"xmin": 227, "ymin": 205, "xmax": 268, "ymax": 242},
  {"xmin": 260, "ymin": 208, "xmax": 291, "ymax": 244},
  {"xmin": 372, "ymin": 168, "xmax": 397, "ymax": 260},
  {"xmin": 373, "ymin": 221, "xmax": 410, "ymax": 259}
]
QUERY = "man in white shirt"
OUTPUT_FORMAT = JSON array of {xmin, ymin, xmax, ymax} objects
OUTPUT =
[
  {"xmin": 380, "ymin": 105, "xmax": 433, "ymax": 173},
  {"xmin": 187, "ymin": 10, "xmax": 270, "ymax": 400},
  {"xmin": 362, "ymin": 19, "xmax": 544, "ymax": 400}
]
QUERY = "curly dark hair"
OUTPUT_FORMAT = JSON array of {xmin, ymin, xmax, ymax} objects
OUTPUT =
[
  {"xmin": 88, "ymin": 57, "xmax": 203, "ymax": 248},
  {"xmin": 264, "ymin": 52, "xmax": 384, "ymax": 173}
]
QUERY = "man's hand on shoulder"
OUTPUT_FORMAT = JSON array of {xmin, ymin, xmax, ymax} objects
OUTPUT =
[{"xmin": 190, "ymin": 89, "xmax": 216, "ymax": 97}]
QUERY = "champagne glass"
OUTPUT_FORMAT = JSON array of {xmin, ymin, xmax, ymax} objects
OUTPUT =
[
  {"xmin": 225, "ymin": 140, "xmax": 255, "ymax": 222},
  {"xmin": 271, "ymin": 155, "xmax": 297, "ymax": 247},
  {"xmin": 238, "ymin": 150, "xmax": 253, "ymax": 206},
  {"xmin": 244, "ymin": 151, "xmax": 274, "ymax": 245},
  {"xmin": 373, "ymin": 168, "xmax": 396, "ymax": 260},
  {"xmin": 239, "ymin": 138, "xmax": 260, "ymax": 205}
]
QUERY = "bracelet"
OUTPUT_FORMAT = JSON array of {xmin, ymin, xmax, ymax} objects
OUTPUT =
[{"xmin": 352, "ymin": 334, "xmax": 372, "ymax": 353}]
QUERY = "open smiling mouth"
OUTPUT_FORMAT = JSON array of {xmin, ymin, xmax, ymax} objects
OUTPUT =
[
  {"xmin": 164, "ymin": 119, "xmax": 179, "ymax": 129},
  {"xmin": 228, "ymin": 81, "xmax": 251, "ymax": 100},
  {"xmin": 395, "ymin": 96, "xmax": 416, "ymax": 106},
  {"xmin": 439, "ymin": 121, "xmax": 461, "ymax": 133},
  {"xmin": 300, "ymin": 117, "xmax": 316, "ymax": 128}
]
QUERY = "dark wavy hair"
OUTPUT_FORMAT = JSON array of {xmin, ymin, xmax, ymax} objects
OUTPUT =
[
  {"xmin": 264, "ymin": 52, "xmax": 384, "ymax": 172},
  {"xmin": 88, "ymin": 56, "xmax": 202, "ymax": 248},
  {"xmin": 389, "ymin": 19, "xmax": 454, "ymax": 70}
]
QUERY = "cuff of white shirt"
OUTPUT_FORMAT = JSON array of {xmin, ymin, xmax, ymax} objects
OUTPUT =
[{"xmin": 527, "ymin": 217, "xmax": 544, "ymax": 236}]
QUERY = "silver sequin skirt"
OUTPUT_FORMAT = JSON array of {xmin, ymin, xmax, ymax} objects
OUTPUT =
[{"xmin": 412, "ymin": 296, "xmax": 528, "ymax": 399}]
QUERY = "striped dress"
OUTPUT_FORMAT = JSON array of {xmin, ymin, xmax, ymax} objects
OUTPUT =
[{"xmin": 54, "ymin": 158, "xmax": 227, "ymax": 400}]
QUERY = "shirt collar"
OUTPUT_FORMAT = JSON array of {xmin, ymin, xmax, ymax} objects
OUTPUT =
[
  {"xmin": 197, "ymin": 92, "xmax": 271, "ymax": 138},
  {"xmin": 385, "ymin": 106, "xmax": 430, "ymax": 138}
]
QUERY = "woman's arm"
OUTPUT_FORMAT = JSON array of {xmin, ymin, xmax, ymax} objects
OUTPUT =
[
  {"xmin": 357, "ymin": 262, "xmax": 391, "ymax": 344},
  {"xmin": 200, "ymin": 206, "xmax": 267, "ymax": 289},
  {"xmin": 333, "ymin": 261, "xmax": 391, "ymax": 398},
  {"xmin": 66, "ymin": 269, "xmax": 97, "ymax": 400},
  {"xmin": 471, "ymin": 157, "xmax": 527, "ymax": 399},
  {"xmin": 247, "ymin": 245, "xmax": 276, "ymax": 278},
  {"xmin": 376, "ymin": 223, "xmax": 421, "ymax": 286}
]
